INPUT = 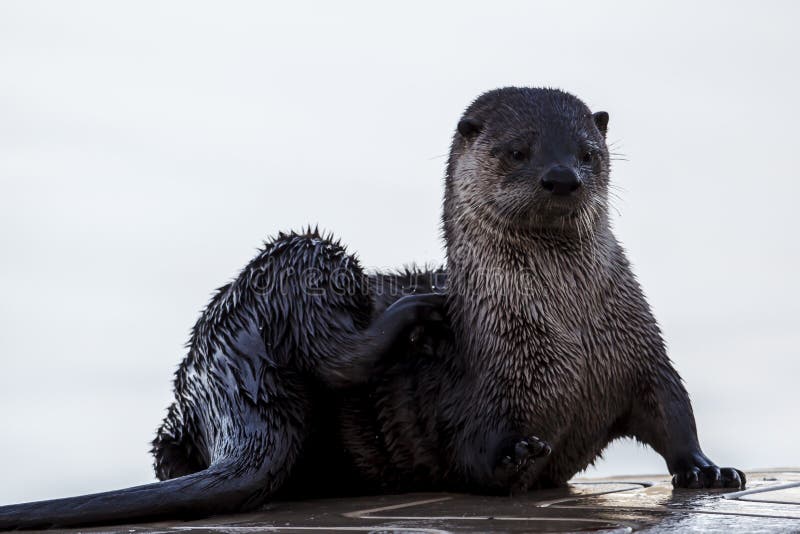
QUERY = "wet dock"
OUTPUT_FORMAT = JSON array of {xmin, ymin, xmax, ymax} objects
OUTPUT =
[{"xmin": 54, "ymin": 470, "xmax": 800, "ymax": 533}]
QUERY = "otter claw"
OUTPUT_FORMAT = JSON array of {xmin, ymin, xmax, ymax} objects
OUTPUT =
[
  {"xmin": 495, "ymin": 435, "xmax": 551, "ymax": 472},
  {"xmin": 672, "ymin": 465, "xmax": 745, "ymax": 489},
  {"xmin": 492, "ymin": 435, "xmax": 552, "ymax": 493}
]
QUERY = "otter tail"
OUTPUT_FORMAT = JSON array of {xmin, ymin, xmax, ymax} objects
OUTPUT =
[
  {"xmin": 0, "ymin": 390, "xmax": 303, "ymax": 531},
  {"xmin": 0, "ymin": 454, "xmax": 280, "ymax": 530}
]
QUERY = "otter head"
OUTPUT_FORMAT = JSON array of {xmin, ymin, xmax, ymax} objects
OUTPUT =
[{"xmin": 444, "ymin": 87, "xmax": 610, "ymax": 239}]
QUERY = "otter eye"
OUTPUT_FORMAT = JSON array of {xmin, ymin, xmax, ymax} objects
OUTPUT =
[
  {"xmin": 511, "ymin": 150, "xmax": 526, "ymax": 162},
  {"xmin": 581, "ymin": 150, "xmax": 594, "ymax": 164}
]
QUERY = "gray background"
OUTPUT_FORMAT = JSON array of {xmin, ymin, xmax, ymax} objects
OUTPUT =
[{"xmin": 1, "ymin": 0, "xmax": 797, "ymax": 504}]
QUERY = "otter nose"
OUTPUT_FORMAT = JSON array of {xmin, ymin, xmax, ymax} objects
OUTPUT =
[{"xmin": 540, "ymin": 166, "xmax": 582, "ymax": 196}]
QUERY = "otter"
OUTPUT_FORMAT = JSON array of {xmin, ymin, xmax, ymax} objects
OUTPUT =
[
  {"xmin": 333, "ymin": 87, "xmax": 745, "ymax": 494},
  {"xmin": 0, "ymin": 87, "xmax": 744, "ymax": 530}
]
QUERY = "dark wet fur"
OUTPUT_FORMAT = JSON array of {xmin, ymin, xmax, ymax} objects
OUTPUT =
[
  {"xmin": 0, "ymin": 230, "xmax": 445, "ymax": 529},
  {"xmin": 0, "ymin": 87, "xmax": 744, "ymax": 530}
]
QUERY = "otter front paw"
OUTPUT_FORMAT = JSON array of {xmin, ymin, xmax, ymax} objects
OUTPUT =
[
  {"xmin": 493, "ymin": 436, "xmax": 551, "ymax": 492},
  {"xmin": 672, "ymin": 464, "xmax": 746, "ymax": 489}
]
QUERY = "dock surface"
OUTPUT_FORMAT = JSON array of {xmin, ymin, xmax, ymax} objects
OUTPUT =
[{"xmin": 54, "ymin": 470, "xmax": 800, "ymax": 533}]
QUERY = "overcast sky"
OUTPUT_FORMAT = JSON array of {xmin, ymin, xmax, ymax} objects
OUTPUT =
[{"xmin": 1, "ymin": 0, "xmax": 798, "ymax": 504}]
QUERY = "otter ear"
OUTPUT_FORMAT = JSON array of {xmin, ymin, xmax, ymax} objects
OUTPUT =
[
  {"xmin": 457, "ymin": 117, "xmax": 483, "ymax": 139},
  {"xmin": 593, "ymin": 111, "xmax": 609, "ymax": 136}
]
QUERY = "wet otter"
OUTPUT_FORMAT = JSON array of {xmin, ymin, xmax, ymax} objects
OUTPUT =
[
  {"xmin": 0, "ymin": 87, "xmax": 744, "ymax": 530},
  {"xmin": 335, "ymin": 87, "xmax": 745, "ymax": 493}
]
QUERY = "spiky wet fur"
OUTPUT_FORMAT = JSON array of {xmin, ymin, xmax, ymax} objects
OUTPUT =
[{"xmin": 0, "ymin": 228, "xmax": 410, "ymax": 528}]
